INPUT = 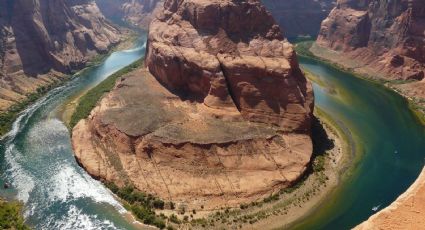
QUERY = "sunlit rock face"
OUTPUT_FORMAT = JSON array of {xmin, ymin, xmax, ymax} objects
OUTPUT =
[
  {"xmin": 262, "ymin": 0, "xmax": 336, "ymax": 39},
  {"xmin": 316, "ymin": 0, "xmax": 425, "ymax": 80},
  {"xmin": 0, "ymin": 0, "xmax": 120, "ymax": 111},
  {"xmin": 73, "ymin": 0, "xmax": 315, "ymax": 210},
  {"xmin": 146, "ymin": 0, "xmax": 314, "ymax": 131},
  {"xmin": 96, "ymin": 0, "xmax": 162, "ymax": 28}
]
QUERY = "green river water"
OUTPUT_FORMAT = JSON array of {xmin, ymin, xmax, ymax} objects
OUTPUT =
[
  {"xmin": 292, "ymin": 56, "xmax": 425, "ymax": 229},
  {"xmin": 0, "ymin": 35, "xmax": 424, "ymax": 229}
]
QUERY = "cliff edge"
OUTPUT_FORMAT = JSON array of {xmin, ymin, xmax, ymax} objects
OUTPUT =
[
  {"xmin": 72, "ymin": 0, "xmax": 314, "ymax": 210},
  {"xmin": 0, "ymin": 0, "xmax": 120, "ymax": 111},
  {"xmin": 313, "ymin": 0, "xmax": 424, "ymax": 80}
]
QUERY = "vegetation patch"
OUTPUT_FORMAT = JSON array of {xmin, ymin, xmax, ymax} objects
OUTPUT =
[
  {"xmin": 0, "ymin": 199, "xmax": 30, "ymax": 230},
  {"xmin": 104, "ymin": 182, "xmax": 172, "ymax": 229},
  {"xmin": 69, "ymin": 59, "xmax": 143, "ymax": 129}
]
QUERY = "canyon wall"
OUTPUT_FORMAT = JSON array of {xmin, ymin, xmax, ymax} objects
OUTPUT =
[
  {"xmin": 96, "ymin": 0, "xmax": 162, "ymax": 29},
  {"xmin": 73, "ymin": 0, "xmax": 314, "ymax": 210},
  {"xmin": 313, "ymin": 0, "xmax": 425, "ymax": 80},
  {"xmin": 314, "ymin": 1, "xmax": 425, "ymax": 228},
  {"xmin": 0, "ymin": 0, "xmax": 120, "ymax": 111},
  {"xmin": 356, "ymin": 167, "xmax": 425, "ymax": 230},
  {"xmin": 262, "ymin": 0, "xmax": 336, "ymax": 39}
]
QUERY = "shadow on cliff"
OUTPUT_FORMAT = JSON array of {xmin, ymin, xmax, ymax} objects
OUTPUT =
[{"xmin": 311, "ymin": 116, "xmax": 335, "ymax": 157}]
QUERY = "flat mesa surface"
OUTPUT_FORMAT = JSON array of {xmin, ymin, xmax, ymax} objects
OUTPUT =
[{"xmin": 99, "ymin": 68, "xmax": 279, "ymax": 144}]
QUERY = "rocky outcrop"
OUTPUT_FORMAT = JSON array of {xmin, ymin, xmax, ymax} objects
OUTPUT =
[
  {"xmin": 356, "ymin": 167, "xmax": 425, "ymax": 230},
  {"xmin": 262, "ymin": 0, "xmax": 336, "ymax": 39},
  {"xmin": 146, "ymin": 0, "xmax": 314, "ymax": 131},
  {"xmin": 0, "ymin": 0, "xmax": 120, "ymax": 111},
  {"xmin": 313, "ymin": 0, "xmax": 425, "ymax": 80},
  {"xmin": 73, "ymin": 0, "xmax": 314, "ymax": 210},
  {"xmin": 96, "ymin": 0, "xmax": 162, "ymax": 29}
]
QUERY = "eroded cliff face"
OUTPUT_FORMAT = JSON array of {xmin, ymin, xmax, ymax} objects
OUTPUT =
[
  {"xmin": 73, "ymin": 0, "xmax": 314, "ymax": 210},
  {"xmin": 356, "ymin": 167, "xmax": 425, "ymax": 230},
  {"xmin": 0, "ymin": 0, "xmax": 120, "ymax": 110},
  {"xmin": 314, "ymin": 0, "xmax": 425, "ymax": 80},
  {"xmin": 262, "ymin": 0, "xmax": 336, "ymax": 39},
  {"xmin": 96, "ymin": 0, "xmax": 162, "ymax": 29}
]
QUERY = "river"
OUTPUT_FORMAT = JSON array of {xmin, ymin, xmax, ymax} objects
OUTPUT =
[
  {"xmin": 0, "ymin": 36, "xmax": 147, "ymax": 229},
  {"xmin": 0, "ymin": 34, "xmax": 424, "ymax": 229},
  {"xmin": 292, "ymin": 56, "xmax": 425, "ymax": 229}
]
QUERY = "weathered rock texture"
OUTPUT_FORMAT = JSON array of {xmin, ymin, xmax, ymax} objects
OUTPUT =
[
  {"xmin": 356, "ymin": 167, "xmax": 425, "ymax": 230},
  {"xmin": 73, "ymin": 0, "xmax": 314, "ymax": 209},
  {"xmin": 313, "ymin": 0, "xmax": 425, "ymax": 80},
  {"xmin": 96, "ymin": 0, "xmax": 162, "ymax": 29},
  {"xmin": 262, "ymin": 0, "xmax": 336, "ymax": 39},
  {"xmin": 0, "ymin": 0, "xmax": 120, "ymax": 111}
]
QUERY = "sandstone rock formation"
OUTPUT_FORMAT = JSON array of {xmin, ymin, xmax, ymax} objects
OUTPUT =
[
  {"xmin": 0, "ymin": 0, "xmax": 120, "ymax": 111},
  {"xmin": 73, "ymin": 0, "xmax": 314, "ymax": 210},
  {"xmin": 313, "ymin": 0, "xmax": 425, "ymax": 80},
  {"xmin": 262, "ymin": 0, "xmax": 336, "ymax": 39},
  {"xmin": 97, "ymin": 0, "xmax": 162, "ymax": 29},
  {"xmin": 356, "ymin": 167, "xmax": 425, "ymax": 230}
]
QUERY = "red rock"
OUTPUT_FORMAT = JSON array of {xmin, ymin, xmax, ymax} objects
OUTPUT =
[
  {"xmin": 0, "ymin": 0, "xmax": 121, "ymax": 110},
  {"xmin": 146, "ymin": 0, "xmax": 314, "ymax": 132},
  {"xmin": 72, "ymin": 0, "xmax": 314, "ymax": 210},
  {"xmin": 315, "ymin": 0, "xmax": 425, "ymax": 80}
]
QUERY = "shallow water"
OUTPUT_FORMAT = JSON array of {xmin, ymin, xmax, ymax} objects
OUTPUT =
[
  {"xmin": 1, "ymin": 34, "xmax": 424, "ymax": 229},
  {"xmin": 291, "ymin": 56, "xmax": 425, "ymax": 229},
  {"xmin": 0, "ymin": 35, "xmax": 147, "ymax": 230}
]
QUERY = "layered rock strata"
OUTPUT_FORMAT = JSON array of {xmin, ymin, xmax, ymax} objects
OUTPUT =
[
  {"xmin": 73, "ymin": 0, "xmax": 314, "ymax": 209},
  {"xmin": 315, "ymin": 1, "xmax": 425, "ymax": 228},
  {"xmin": 0, "ymin": 0, "xmax": 120, "ymax": 111},
  {"xmin": 313, "ymin": 0, "xmax": 425, "ymax": 81}
]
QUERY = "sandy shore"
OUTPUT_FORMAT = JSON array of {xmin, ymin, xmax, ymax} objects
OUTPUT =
[
  {"xmin": 150, "ymin": 107, "xmax": 352, "ymax": 230},
  {"xmin": 305, "ymin": 42, "xmax": 425, "ymax": 230},
  {"xmin": 355, "ymin": 167, "xmax": 425, "ymax": 230}
]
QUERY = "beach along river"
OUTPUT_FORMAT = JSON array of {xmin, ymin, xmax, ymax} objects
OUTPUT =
[
  {"xmin": 0, "ymin": 34, "xmax": 424, "ymax": 229},
  {"xmin": 291, "ymin": 56, "xmax": 425, "ymax": 229},
  {"xmin": 0, "ymin": 36, "xmax": 147, "ymax": 229}
]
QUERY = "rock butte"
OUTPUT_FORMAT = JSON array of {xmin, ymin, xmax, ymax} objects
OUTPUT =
[
  {"xmin": 72, "ymin": 0, "xmax": 314, "ymax": 209},
  {"xmin": 0, "ymin": 0, "xmax": 121, "ymax": 111}
]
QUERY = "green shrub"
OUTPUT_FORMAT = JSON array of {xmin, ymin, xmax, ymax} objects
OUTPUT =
[
  {"xmin": 0, "ymin": 200, "xmax": 30, "ymax": 230},
  {"xmin": 153, "ymin": 200, "xmax": 165, "ymax": 210},
  {"xmin": 169, "ymin": 214, "xmax": 181, "ymax": 224},
  {"xmin": 104, "ymin": 182, "xmax": 168, "ymax": 229},
  {"xmin": 70, "ymin": 59, "xmax": 143, "ymax": 128}
]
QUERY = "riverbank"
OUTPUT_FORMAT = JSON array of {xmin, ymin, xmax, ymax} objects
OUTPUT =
[
  {"xmin": 158, "ymin": 106, "xmax": 351, "ymax": 230},
  {"xmin": 224, "ymin": 108, "xmax": 351, "ymax": 230},
  {"xmin": 56, "ymin": 30, "xmax": 142, "ymax": 128},
  {"xmin": 296, "ymin": 40, "xmax": 425, "ymax": 229},
  {"xmin": 296, "ymin": 41, "xmax": 425, "ymax": 125},
  {"xmin": 68, "ymin": 59, "xmax": 352, "ymax": 229},
  {"xmin": 355, "ymin": 166, "xmax": 425, "ymax": 230},
  {"xmin": 0, "ymin": 29, "xmax": 138, "ymax": 138}
]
